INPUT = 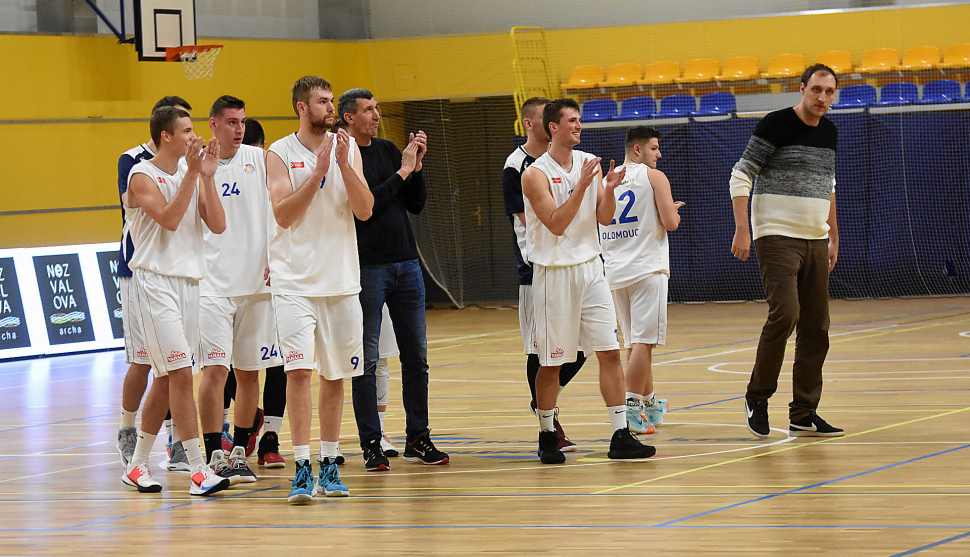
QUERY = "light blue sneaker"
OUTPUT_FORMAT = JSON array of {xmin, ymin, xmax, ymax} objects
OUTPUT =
[
  {"xmin": 645, "ymin": 398, "xmax": 668, "ymax": 426},
  {"xmin": 318, "ymin": 457, "xmax": 349, "ymax": 497},
  {"xmin": 287, "ymin": 460, "xmax": 316, "ymax": 504},
  {"xmin": 626, "ymin": 400, "xmax": 653, "ymax": 434}
]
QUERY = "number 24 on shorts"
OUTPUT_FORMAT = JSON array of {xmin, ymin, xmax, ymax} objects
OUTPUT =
[{"xmin": 260, "ymin": 345, "xmax": 278, "ymax": 360}]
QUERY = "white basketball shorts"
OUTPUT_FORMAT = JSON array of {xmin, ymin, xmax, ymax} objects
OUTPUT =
[
  {"xmin": 119, "ymin": 275, "xmax": 150, "ymax": 365},
  {"xmin": 378, "ymin": 303, "xmax": 400, "ymax": 359},
  {"xmin": 532, "ymin": 257, "xmax": 620, "ymax": 366},
  {"xmin": 274, "ymin": 294, "xmax": 364, "ymax": 380},
  {"xmin": 131, "ymin": 268, "xmax": 201, "ymax": 377},
  {"xmin": 518, "ymin": 284, "xmax": 538, "ymax": 355},
  {"xmin": 200, "ymin": 293, "xmax": 283, "ymax": 370},
  {"xmin": 612, "ymin": 272, "xmax": 668, "ymax": 348}
]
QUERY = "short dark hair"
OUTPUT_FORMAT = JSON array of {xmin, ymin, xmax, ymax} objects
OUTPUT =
[
  {"xmin": 625, "ymin": 126, "xmax": 662, "ymax": 152},
  {"xmin": 209, "ymin": 95, "xmax": 245, "ymax": 119},
  {"xmin": 520, "ymin": 96, "xmax": 550, "ymax": 121},
  {"xmin": 242, "ymin": 117, "xmax": 264, "ymax": 146},
  {"xmin": 542, "ymin": 98, "xmax": 581, "ymax": 138},
  {"xmin": 331, "ymin": 117, "xmax": 349, "ymax": 133},
  {"xmin": 337, "ymin": 88, "xmax": 374, "ymax": 122},
  {"xmin": 291, "ymin": 76, "xmax": 332, "ymax": 116},
  {"xmin": 150, "ymin": 106, "xmax": 191, "ymax": 146},
  {"xmin": 801, "ymin": 63, "xmax": 838, "ymax": 88},
  {"xmin": 153, "ymin": 95, "xmax": 191, "ymax": 114}
]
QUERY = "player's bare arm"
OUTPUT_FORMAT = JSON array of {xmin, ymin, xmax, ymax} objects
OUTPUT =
[
  {"xmin": 827, "ymin": 192, "xmax": 838, "ymax": 272},
  {"xmin": 197, "ymin": 137, "xmax": 226, "ymax": 234},
  {"xmin": 596, "ymin": 159, "xmax": 624, "ymax": 226},
  {"xmin": 267, "ymin": 134, "xmax": 333, "ymax": 229},
  {"xmin": 336, "ymin": 129, "xmax": 374, "ymax": 220},
  {"xmin": 649, "ymin": 168, "xmax": 684, "ymax": 232},
  {"xmin": 731, "ymin": 195, "xmax": 751, "ymax": 261},
  {"xmin": 522, "ymin": 161, "xmax": 595, "ymax": 237},
  {"xmin": 127, "ymin": 136, "xmax": 205, "ymax": 231}
]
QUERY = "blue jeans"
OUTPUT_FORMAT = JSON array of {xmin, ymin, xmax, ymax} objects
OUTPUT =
[{"xmin": 352, "ymin": 259, "xmax": 430, "ymax": 447}]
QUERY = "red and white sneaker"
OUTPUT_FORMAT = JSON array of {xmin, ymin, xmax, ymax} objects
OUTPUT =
[
  {"xmin": 123, "ymin": 463, "xmax": 162, "ymax": 493},
  {"xmin": 189, "ymin": 464, "xmax": 231, "ymax": 496},
  {"xmin": 257, "ymin": 431, "xmax": 286, "ymax": 468}
]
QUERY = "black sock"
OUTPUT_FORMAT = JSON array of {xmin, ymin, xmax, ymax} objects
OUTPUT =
[
  {"xmin": 263, "ymin": 365, "xmax": 287, "ymax": 417},
  {"xmin": 560, "ymin": 351, "xmax": 586, "ymax": 387},
  {"xmin": 202, "ymin": 432, "xmax": 223, "ymax": 462},
  {"xmin": 233, "ymin": 426, "xmax": 251, "ymax": 450},
  {"xmin": 526, "ymin": 354, "xmax": 540, "ymax": 405}
]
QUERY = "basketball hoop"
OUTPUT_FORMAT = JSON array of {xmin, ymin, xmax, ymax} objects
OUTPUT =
[{"xmin": 165, "ymin": 44, "xmax": 222, "ymax": 80}]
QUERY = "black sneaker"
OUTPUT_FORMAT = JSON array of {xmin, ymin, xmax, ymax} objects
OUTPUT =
[
  {"xmin": 607, "ymin": 427, "xmax": 656, "ymax": 460},
  {"xmin": 537, "ymin": 430, "xmax": 565, "ymax": 464},
  {"xmin": 789, "ymin": 413, "xmax": 844, "ymax": 437},
  {"xmin": 403, "ymin": 432, "xmax": 449, "ymax": 465},
  {"xmin": 745, "ymin": 399, "xmax": 770, "ymax": 439},
  {"xmin": 362, "ymin": 440, "xmax": 390, "ymax": 471}
]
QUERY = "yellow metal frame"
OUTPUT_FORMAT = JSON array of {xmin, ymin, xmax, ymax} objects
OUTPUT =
[{"xmin": 510, "ymin": 26, "xmax": 555, "ymax": 136}]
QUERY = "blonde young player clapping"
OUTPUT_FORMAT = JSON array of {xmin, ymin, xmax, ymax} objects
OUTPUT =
[{"xmin": 601, "ymin": 127, "xmax": 684, "ymax": 435}]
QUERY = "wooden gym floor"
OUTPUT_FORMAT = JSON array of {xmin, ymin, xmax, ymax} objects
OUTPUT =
[{"xmin": 1, "ymin": 297, "xmax": 969, "ymax": 555}]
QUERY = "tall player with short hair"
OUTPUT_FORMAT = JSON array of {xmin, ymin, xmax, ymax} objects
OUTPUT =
[
  {"xmin": 521, "ymin": 98, "xmax": 655, "ymax": 464},
  {"xmin": 601, "ymin": 126, "xmax": 684, "ymax": 434},
  {"xmin": 122, "ymin": 106, "xmax": 230, "ymax": 496},
  {"xmin": 267, "ymin": 76, "xmax": 374, "ymax": 503},
  {"xmin": 196, "ymin": 95, "xmax": 281, "ymax": 485}
]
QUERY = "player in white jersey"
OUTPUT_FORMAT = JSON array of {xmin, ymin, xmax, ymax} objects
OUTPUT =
[
  {"xmin": 267, "ymin": 76, "xmax": 374, "ymax": 503},
  {"xmin": 521, "ymin": 98, "xmax": 655, "ymax": 464},
  {"xmin": 115, "ymin": 96, "xmax": 193, "ymax": 474},
  {"xmin": 194, "ymin": 95, "xmax": 282, "ymax": 485},
  {"xmin": 121, "ymin": 106, "xmax": 230, "ymax": 496},
  {"xmin": 601, "ymin": 126, "xmax": 684, "ymax": 435}
]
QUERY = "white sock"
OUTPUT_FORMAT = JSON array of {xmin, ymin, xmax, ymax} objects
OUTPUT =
[
  {"xmin": 319, "ymin": 440, "xmax": 339, "ymax": 459},
  {"xmin": 608, "ymin": 406, "xmax": 627, "ymax": 432},
  {"xmin": 626, "ymin": 392, "xmax": 643, "ymax": 405},
  {"xmin": 294, "ymin": 444, "xmax": 311, "ymax": 463},
  {"xmin": 378, "ymin": 411, "xmax": 386, "ymax": 432},
  {"xmin": 646, "ymin": 392, "xmax": 656, "ymax": 406},
  {"xmin": 264, "ymin": 415, "xmax": 283, "ymax": 434},
  {"xmin": 120, "ymin": 407, "xmax": 137, "ymax": 429},
  {"xmin": 164, "ymin": 419, "xmax": 173, "ymax": 440},
  {"xmin": 170, "ymin": 424, "xmax": 181, "ymax": 444},
  {"xmin": 183, "ymin": 438, "xmax": 205, "ymax": 470},
  {"xmin": 129, "ymin": 431, "xmax": 156, "ymax": 470},
  {"xmin": 223, "ymin": 408, "xmax": 230, "ymax": 426},
  {"xmin": 538, "ymin": 408, "xmax": 556, "ymax": 432}
]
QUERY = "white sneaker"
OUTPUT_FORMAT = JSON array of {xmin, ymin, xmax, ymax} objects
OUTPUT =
[
  {"xmin": 381, "ymin": 433, "xmax": 399, "ymax": 457},
  {"xmin": 228, "ymin": 446, "xmax": 258, "ymax": 483},
  {"xmin": 190, "ymin": 464, "xmax": 231, "ymax": 496},
  {"xmin": 123, "ymin": 463, "xmax": 162, "ymax": 493}
]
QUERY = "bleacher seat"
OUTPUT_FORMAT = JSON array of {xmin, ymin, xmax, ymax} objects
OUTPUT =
[
  {"xmin": 830, "ymin": 84, "xmax": 877, "ymax": 109},
  {"xmin": 561, "ymin": 65, "xmax": 604, "ymax": 91},
  {"xmin": 601, "ymin": 63, "xmax": 643, "ymax": 88},
  {"xmin": 874, "ymin": 82, "xmax": 918, "ymax": 106},
  {"xmin": 940, "ymin": 43, "xmax": 970, "ymax": 69},
  {"xmin": 716, "ymin": 56, "xmax": 759, "ymax": 81},
  {"xmin": 638, "ymin": 61, "xmax": 680, "ymax": 85},
  {"xmin": 900, "ymin": 45, "xmax": 940, "ymax": 71},
  {"xmin": 858, "ymin": 48, "xmax": 899, "ymax": 73},
  {"xmin": 817, "ymin": 50, "xmax": 854, "ymax": 74},
  {"xmin": 765, "ymin": 53, "xmax": 805, "ymax": 79},
  {"xmin": 615, "ymin": 97, "xmax": 657, "ymax": 120},
  {"xmin": 915, "ymin": 79, "xmax": 961, "ymax": 104},
  {"xmin": 675, "ymin": 59, "xmax": 719, "ymax": 83},
  {"xmin": 651, "ymin": 94, "xmax": 697, "ymax": 117},
  {"xmin": 692, "ymin": 92, "xmax": 736, "ymax": 116},
  {"xmin": 963, "ymin": 81, "xmax": 970, "ymax": 102},
  {"xmin": 581, "ymin": 98, "xmax": 617, "ymax": 122}
]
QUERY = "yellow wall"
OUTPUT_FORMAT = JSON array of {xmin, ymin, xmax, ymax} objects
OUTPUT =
[{"xmin": 2, "ymin": 3, "xmax": 967, "ymax": 247}]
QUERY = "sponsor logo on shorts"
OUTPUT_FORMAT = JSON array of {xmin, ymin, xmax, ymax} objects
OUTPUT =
[
  {"xmin": 286, "ymin": 350, "xmax": 304, "ymax": 363},
  {"xmin": 290, "ymin": 162, "xmax": 304, "ymax": 169},
  {"xmin": 167, "ymin": 350, "xmax": 187, "ymax": 363},
  {"xmin": 136, "ymin": 347, "xmax": 148, "ymax": 358},
  {"xmin": 207, "ymin": 348, "xmax": 226, "ymax": 360},
  {"xmin": 244, "ymin": 163, "xmax": 255, "ymax": 174},
  {"xmin": 551, "ymin": 347, "xmax": 564, "ymax": 358}
]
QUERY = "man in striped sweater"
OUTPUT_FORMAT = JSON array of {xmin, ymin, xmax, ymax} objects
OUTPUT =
[{"xmin": 730, "ymin": 63, "xmax": 844, "ymax": 439}]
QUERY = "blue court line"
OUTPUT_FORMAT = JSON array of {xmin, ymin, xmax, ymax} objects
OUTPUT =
[
  {"xmin": 889, "ymin": 531, "xmax": 970, "ymax": 556},
  {"xmin": 655, "ymin": 443, "xmax": 970, "ymax": 527}
]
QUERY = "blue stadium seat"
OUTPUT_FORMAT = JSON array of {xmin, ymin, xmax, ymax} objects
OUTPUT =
[
  {"xmin": 692, "ymin": 92, "xmax": 736, "ymax": 116},
  {"xmin": 831, "ymin": 84, "xmax": 876, "ymax": 109},
  {"xmin": 615, "ymin": 97, "xmax": 657, "ymax": 120},
  {"xmin": 874, "ymin": 82, "xmax": 918, "ymax": 106},
  {"xmin": 916, "ymin": 79, "xmax": 961, "ymax": 104},
  {"xmin": 962, "ymin": 81, "xmax": 970, "ymax": 102},
  {"xmin": 581, "ymin": 98, "xmax": 617, "ymax": 122},
  {"xmin": 651, "ymin": 94, "xmax": 696, "ymax": 118}
]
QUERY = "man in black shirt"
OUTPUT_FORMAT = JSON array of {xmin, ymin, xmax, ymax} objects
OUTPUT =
[{"xmin": 338, "ymin": 88, "xmax": 449, "ymax": 470}]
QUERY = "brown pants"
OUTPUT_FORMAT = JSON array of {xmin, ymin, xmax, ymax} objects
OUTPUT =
[{"xmin": 746, "ymin": 236, "xmax": 830, "ymax": 421}]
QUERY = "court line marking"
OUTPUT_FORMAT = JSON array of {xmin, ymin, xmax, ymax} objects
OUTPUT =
[
  {"xmin": 708, "ymin": 363, "xmax": 970, "ymax": 376},
  {"xmin": 889, "ymin": 531, "xmax": 970, "ymax": 556}
]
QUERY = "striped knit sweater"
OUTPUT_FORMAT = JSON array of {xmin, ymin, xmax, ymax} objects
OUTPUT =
[{"xmin": 729, "ymin": 107, "xmax": 837, "ymax": 240}]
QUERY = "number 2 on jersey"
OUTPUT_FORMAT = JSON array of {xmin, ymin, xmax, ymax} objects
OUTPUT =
[
  {"xmin": 610, "ymin": 190, "xmax": 639, "ymax": 225},
  {"xmin": 221, "ymin": 182, "xmax": 241, "ymax": 197}
]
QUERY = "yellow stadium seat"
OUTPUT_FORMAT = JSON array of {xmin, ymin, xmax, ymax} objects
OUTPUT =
[
  {"xmin": 940, "ymin": 43, "xmax": 970, "ymax": 68},
  {"xmin": 765, "ymin": 53, "xmax": 805, "ymax": 79},
  {"xmin": 638, "ymin": 60, "xmax": 680, "ymax": 85},
  {"xmin": 817, "ymin": 50, "xmax": 854, "ymax": 74},
  {"xmin": 858, "ymin": 48, "xmax": 899, "ymax": 72},
  {"xmin": 561, "ymin": 65, "xmax": 604, "ymax": 90},
  {"xmin": 601, "ymin": 63, "xmax": 643, "ymax": 88},
  {"xmin": 901, "ymin": 45, "xmax": 940, "ymax": 70},
  {"xmin": 675, "ymin": 58, "xmax": 719, "ymax": 83},
  {"xmin": 716, "ymin": 56, "xmax": 760, "ymax": 81}
]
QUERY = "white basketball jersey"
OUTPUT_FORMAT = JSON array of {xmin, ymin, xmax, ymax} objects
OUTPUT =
[
  {"xmin": 525, "ymin": 149, "xmax": 601, "ymax": 267},
  {"xmin": 200, "ymin": 145, "xmax": 272, "ymax": 297},
  {"xmin": 126, "ymin": 160, "xmax": 206, "ymax": 280},
  {"xmin": 602, "ymin": 163, "xmax": 669, "ymax": 289},
  {"xmin": 267, "ymin": 132, "xmax": 360, "ymax": 296}
]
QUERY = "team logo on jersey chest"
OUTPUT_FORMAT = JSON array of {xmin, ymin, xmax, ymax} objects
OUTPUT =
[
  {"xmin": 157, "ymin": 177, "xmax": 167, "ymax": 185},
  {"xmin": 551, "ymin": 177, "xmax": 562, "ymax": 184},
  {"xmin": 290, "ymin": 162, "xmax": 304, "ymax": 169},
  {"xmin": 244, "ymin": 164, "xmax": 256, "ymax": 174}
]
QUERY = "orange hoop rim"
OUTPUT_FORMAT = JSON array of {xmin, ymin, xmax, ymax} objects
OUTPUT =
[{"xmin": 165, "ymin": 44, "xmax": 223, "ymax": 62}]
